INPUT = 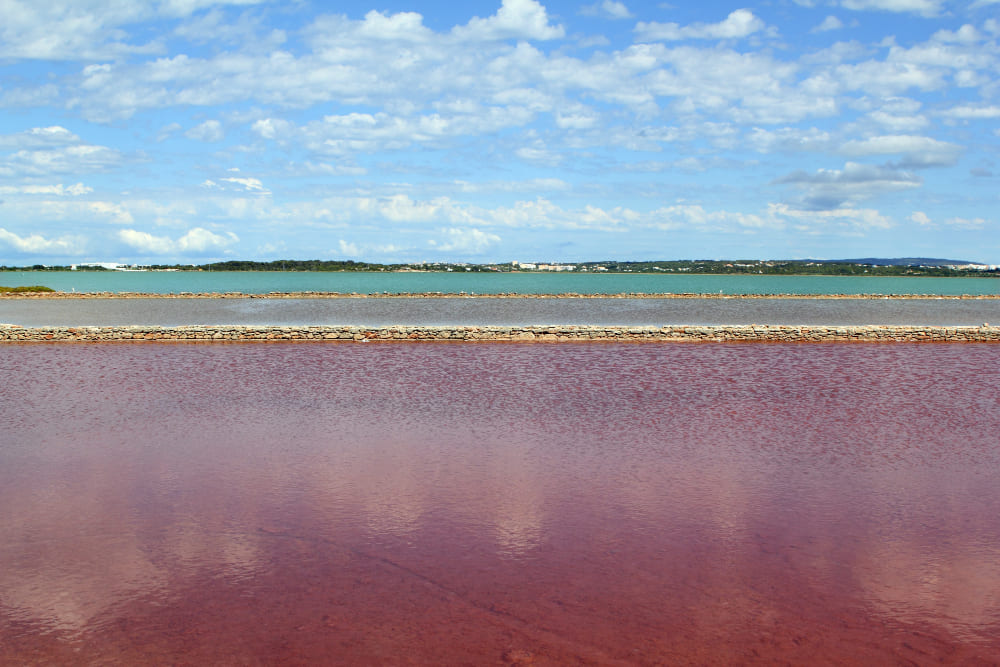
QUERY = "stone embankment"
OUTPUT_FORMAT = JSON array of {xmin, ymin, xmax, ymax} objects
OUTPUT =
[{"xmin": 1, "ymin": 324, "xmax": 997, "ymax": 343}]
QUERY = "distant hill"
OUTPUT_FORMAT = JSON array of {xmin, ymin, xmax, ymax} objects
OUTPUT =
[{"xmin": 808, "ymin": 258, "xmax": 981, "ymax": 267}]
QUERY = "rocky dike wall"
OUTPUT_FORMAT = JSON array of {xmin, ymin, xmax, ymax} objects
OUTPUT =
[{"xmin": 2, "ymin": 324, "xmax": 998, "ymax": 342}]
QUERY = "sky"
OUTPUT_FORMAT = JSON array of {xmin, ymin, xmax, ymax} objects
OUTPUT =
[{"xmin": 1, "ymin": 0, "xmax": 998, "ymax": 265}]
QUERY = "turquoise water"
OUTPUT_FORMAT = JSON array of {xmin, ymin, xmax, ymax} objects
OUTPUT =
[{"xmin": 3, "ymin": 271, "xmax": 998, "ymax": 295}]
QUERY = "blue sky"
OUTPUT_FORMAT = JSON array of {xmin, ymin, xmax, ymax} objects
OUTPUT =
[{"xmin": 1, "ymin": 0, "xmax": 998, "ymax": 265}]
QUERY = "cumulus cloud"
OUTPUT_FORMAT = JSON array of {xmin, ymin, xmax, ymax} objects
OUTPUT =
[
  {"xmin": 866, "ymin": 110, "xmax": 929, "ymax": 132},
  {"xmin": 581, "ymin": 1, "xmax": 633, "ymax": 20},
  {"xmin": 839, "ymin": 0, "xmax": 943, "ymax": 16},
  {"xmin": 204, "ymin": 176, "xmax": 270, "ymax": 195},
  {"xmin": 0, "ymin": 0, "xmax": 266, "ymax": 60},
  {"xmin": 0, "ymin": 227, "xmax": 85, "ymax": 255},
  {"xmin": 185, "ymin": 119, "xmax": 224, "ymax": 142},
  {"xmin": 775, "ymin": 162, "xmax": 922, "ymax": 209},
  {"xmin": 375, "ymin": 195, "xmax": 456, "ymax": 223},
  {"xmin": 635, "ymin": 9, "xmax": 766, "ymax": 42},
  {"xmin": 88, "ymin": 201, "xmax": 134, "ymax": 224},
  {"xmin": 251, "ymin": 118, "xmax": 290, "ymax": 140},
  {"xmin": 118, "ymin": 227, "xmax": 239, "ymax": 254},
  {"xmin": 452, "ymin": 0, "xmax": 565, "ymax": 41},
  {"xmin": 812, "ymin": 16, "xmax": 844, "ymax": 32},
  {"xmin": 768, "ymin": 202, "xmax": 894, "ymax": 231},
  {"xmin": 841, "ymin": 134, "xmax": 962, "ymax": 167},
  {"xmin": 0, "ymin": 198, "xmax": 133, "ymax": 229},
  {"xmin": 255, "ymin": 109, "xmax": 535, "ymax": 157},
  {"xmin": 945, "ymin": 216, "xmax": 988, "ymax": 228},
  {"xmin": 748, "ymin": 127, "xmax": 833, "ymax": 153},
  {"xmin": 2, "ymin": 145, "xmax": 123, "ymax": 176},
  {"xmin": 0, "ymin": 128, "xmax": 124, "ymax": 177},
  {"xmin": 453, "ymin": 178, "xmax": 571, "ymax": 193},
  {"xmin": 0, "ymin": 126, "xmax": 80, "ymax": 149},
  {"xmin": 429, "ymin": 227, "xmax": 502, "ymax": 253},
  {"xmin": 22, "ymin": 0, "xmax": 979, "ymax": 138},
  {"xmin": 941, "ymin": 105, "xmax": 1000, "ymax": 120},
  {"xmin": 220, "ymin": 176, "xmax": 269, "ymax": 194},
  {"xmin": 0, "ymin": 183, "xmax": 92, "ymax": 196}
]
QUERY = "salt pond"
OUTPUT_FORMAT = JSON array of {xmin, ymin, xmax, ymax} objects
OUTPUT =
[{"xmin": 2, "ymin": 343, "xmax": 998, "ymax": 663}]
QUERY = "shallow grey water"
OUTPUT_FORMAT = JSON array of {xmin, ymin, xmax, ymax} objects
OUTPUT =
[
  {"xmin": 4, "ymin": 271, "xmax": 1000, "ymax": 295},
  {"xmin": 2, "ymin": 297, "xmax": 999, "ymax": 326}
]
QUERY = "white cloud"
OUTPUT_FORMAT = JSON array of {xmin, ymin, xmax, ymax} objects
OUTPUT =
[
  {"xmin": 841, "ymin": 134, "xmax": 962, "ymax": 167},
  {"xmin": 866, "ymin": 110, "xmax": 929, "ymax": 132},
  {"xmin": 258, "ymin": 109, "xmax": 536, "ymax": 158},
  {"xmin": 0, "ymin": 198, "xmax": 134, "ymax": 228},
  {"xmin": 515, "ymin": 145, "xmax": 563, "ymax": 165},
  {"xmin": 747, "ymin": 127, "xmax": 833, "ymax": 154},
  {"xmin": 338, "ymin": 239, "xmax": 359, "ymax": 256},
  {"xmin": 581, "ymin": 1, "xmax": 633, "ymax": 20},
  {"xmin": 0, "ymin": 183, "xmax": 92, "ymax": 196},
  {"xmin": 185, "ymin": 119, "xmax": 224, "ymax": 142},
  {"xmin": 776, "ymin": 162, "xmax": 923, "ymax": 209},
  {"xmin": 812, "ymin": 16, "xmax": 844, "ymax": 32},
  {"xmin": 452, "ymin": 0, "xmax": 565, "ymax": 41},
  {"xmin": 26, "ymin": 3, "xmax": 947, "ymax": 136},
  {"xmin": 636, "ymin": 10, "xmax": 766, "ymax": 42},
  {"xmin": 251, "ymin": 118, "xmax": 290, "ymax": 140},
  {"xmin": 0, "ymin": 0, "xmax": 266, "ymax": 60},
  {"xmin": 176, "ymin": 226, "xmax": 239, "ymax": 251},
  {"xmin": 171, "ymin": 4, "xmax": 283, "ymax": 49},
  {"xmin": 429, "ymin": 227, "xmax": 502, "ymax": 253},
  {"xmin": 641, "ymin": 46, "xmax": 835, "ymax": 124},
  {"xmin": 642, "ymin": 204, "xmax": 769, "ymax": 230},
  {"xmin": 157, "ymin": 122, "xmax": 183, "ymax": 141},
  {"xmin": 944, "ymin": 216, "xmax": 988, "ymax": 229},
  {"xmin": 941, "ymin": 105, "xmax": 1000, "ymax": 120},
  {"xmin": 839, "ymin": 0, "xmax": 943, "ymax": 17},
  {"xmin": 453, "ymin": 178, "xmax": 571, "ymax": 193},
  {"xmin": 219, "ymin": 176, "xmax": 269, "ymax": 194},
  {"xmin": 376, "ymin": 194, "xmax": 453, "ymax": 223},
  {"xmin": 0, "ymin": 126, "xmax": 80, "ymax": 149},
  {"xmin": 554, "ymin": 109, "xmax": 599, "ymax": 129},
  {"xmin": 0, "ymin": 227, "xmax": 85, "ymax": 254},
  {"xmin": 828, "ymin": 60, "xmax": 946, "ymax": 96},
  {"xmin": 352, "ymin": 10, "xmax": 433, "ymax": 42},
  {"xmin": 769, "ymin": 203, "xmax": 894, "ymax": 231},
  {"xmin": 118, "ymin": 227, "xmax": 238, "ymax": 254},
  {"xmin": 158, "ymin": 0, "xmax": 265, "ymax": 18},
  {"xmin": 88, "ymin": 201, "xmax": 134, "ymax": 224},
  {"xmin": 910, "ymin": 211, "xmax": 932, "ymax": 225},
  {"xmin": 0, "ymin": 128, "xmax": 124, "ymax": 177}
]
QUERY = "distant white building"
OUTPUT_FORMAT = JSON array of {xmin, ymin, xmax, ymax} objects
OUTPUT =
[
  {"xmin": 71, "ymin": 262, "xmax": 149, "ymax": 271},
  {"xmin": 944, "ymin": 263, "xmax": 997, "ymax": 271},
  {"xmin": 514, "ymin": 261, "xmax": 576, "ymax": 271}
]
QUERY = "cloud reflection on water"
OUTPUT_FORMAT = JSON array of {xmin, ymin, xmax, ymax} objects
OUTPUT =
[{"xmin": 1, "ymin": 343, "xmax": 999, "ymax": 662}]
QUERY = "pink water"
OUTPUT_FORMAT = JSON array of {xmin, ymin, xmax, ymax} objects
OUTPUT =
[{"xmin": 2, "ymin": 342, "xmax": 999, "ymax": 665}]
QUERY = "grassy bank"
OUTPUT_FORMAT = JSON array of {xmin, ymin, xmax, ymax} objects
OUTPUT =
[{"xmin": 0, "ymin": 285, "xmax": 54, "ymax": 293}]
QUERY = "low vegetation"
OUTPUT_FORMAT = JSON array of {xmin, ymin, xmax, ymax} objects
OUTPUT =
[{"xmin": 0, "ymin": 285, "xmax": 55, "ymax": 293}]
